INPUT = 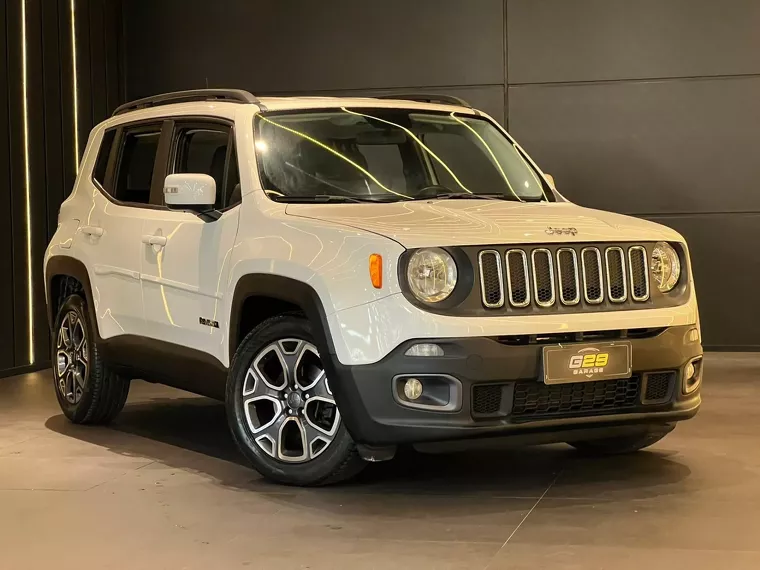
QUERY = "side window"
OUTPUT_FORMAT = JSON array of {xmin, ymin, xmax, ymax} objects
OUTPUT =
[
  {"xmin": 113, "ymin": 127, "xmax": 161, "ymax": 204},
  {"xmin": 93, "ymin": 129, "xmax": 116, "ymax": 189},
  {"xmin": 173, "ymin": 125, "xmax": 240, "ymax": 209}
]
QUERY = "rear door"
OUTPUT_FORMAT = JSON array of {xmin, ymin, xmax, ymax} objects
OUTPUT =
[
  {"xmin": 76, "ymin": 122, "xmax": 165, "ymax": 339},
  {"xmin": 140, "ymin": 119, "xmax": 241, "ymax": 365}
]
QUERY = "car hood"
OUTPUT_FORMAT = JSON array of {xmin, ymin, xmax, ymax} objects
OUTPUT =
[{"xmin": 284, "ymin": 200, "xmax": 681, "ymax": 248}]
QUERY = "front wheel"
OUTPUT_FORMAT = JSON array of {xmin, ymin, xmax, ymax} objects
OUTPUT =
[
  {"xmin": 226, "ymin": 314, "xmax": 365, "ymax": 486},
  {"xmin": 569, "ymin": 431, "xmax": 669, "ymax": 455}
]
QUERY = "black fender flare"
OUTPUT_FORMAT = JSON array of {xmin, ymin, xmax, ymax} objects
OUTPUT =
[
  {"xmin": 45, "ymin": 255, "xmax": 99, "ymax": 337},
  {"xmin": 228, "ymin": 274, "xmax": 336, "ymax": 361}
]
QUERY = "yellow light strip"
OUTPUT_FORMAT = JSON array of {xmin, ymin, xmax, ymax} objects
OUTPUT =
[
  {"xmin": 70, "ymin": 0, "xmax": 80, "ymax": 172},
  {"xmin": 21, "ymin": 0, "xmax": 34, "ymax": 364}
]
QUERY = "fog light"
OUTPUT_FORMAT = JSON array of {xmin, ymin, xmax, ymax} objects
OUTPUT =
[
  {"xmin": 683, "ymin": 357, "xmax": 702, "ymax": 394},
  {"xmin": 405, "ymin": 343, "xmax": 444, "ymax": 357},
  {"xmin": 403, "ymin": 378, "xmax": 423, "ymax": 400}
]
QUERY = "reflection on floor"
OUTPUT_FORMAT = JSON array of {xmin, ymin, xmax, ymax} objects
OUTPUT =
[{"xmin": 0, "ymin": 352, "xmax": 758, "ymax": 569}]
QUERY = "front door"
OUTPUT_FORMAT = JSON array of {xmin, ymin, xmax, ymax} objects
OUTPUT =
[{"xmin": 140, "ymin": 120, "xmax": 241, "ymax": 365}]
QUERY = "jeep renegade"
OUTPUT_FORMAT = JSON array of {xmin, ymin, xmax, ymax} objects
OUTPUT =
[{"xmin": 44, "ymin": 89, "xmax": 702, "ymax": 485}]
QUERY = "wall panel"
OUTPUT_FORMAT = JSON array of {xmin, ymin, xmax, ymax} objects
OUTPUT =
[
  {"xmin": 508, "ymin": 0, "xmax": 760, "ymax": 85},
  {"xmin": 508, "ymin": 77, "xmax": 760, "ymax": 215},
  {"xmin": 0, "ymin": 2, "xmax": 15, "ymax": 371},
  {"xmin": 0, "ymin": 0, "xmax": 124, "ymax": 378},
  {"xmin": 124, "ymin": 0, "xmax": 505, "ymax": 97}
]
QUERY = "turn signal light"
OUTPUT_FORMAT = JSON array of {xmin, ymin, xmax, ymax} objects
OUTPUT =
[{"xmin": 369, "ymin": 254, "xmax": 383, "ymax": 288}]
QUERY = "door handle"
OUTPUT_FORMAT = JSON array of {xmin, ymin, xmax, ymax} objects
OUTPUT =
[
  {"xmin": 142, "ymin": 234, "xmax": 167, "ymax": 253},
  {"xmin": 141, "ymin": 235, "xmax": 167, "ymax": 247},
  {"xmin": 80, "ymin": 225, "xmax": 103, "ymax": 237}
]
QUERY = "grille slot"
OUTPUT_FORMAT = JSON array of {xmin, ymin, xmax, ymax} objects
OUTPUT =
[
  {"xmin": 511, "ymin": 377, "xmax": 640, "ymax": 419},
  {"xmin": 478, "ymin": 250, "xmax": 504, "ymax": 308},
  {"xmin": 505, "ymin": 249, "xmax": 530, "ymax": 307},
  {"xmin": 531, "ymin": 249, "xmax": 555, "ymax": 307},
  {"xmin": 605, "ymin": 247, "xmax": 627, "ymax": 302},
  {"xmin": 581, "ymin": 247, "xmax": 604, "ymax": 304},
  {"xmin": 642, "ymin": 371, "xmax": 676, "ymax": 404},
  {"xmin": 628, "ymin": 246, "xmax": 650, "ymax": 302},
  {"xmin": 472, "ymin": 385, "xmax": 503, "ymax": 416},
  {"xmin": 556, "ymin": 248, "xmax": 580, "ymax": 305}
]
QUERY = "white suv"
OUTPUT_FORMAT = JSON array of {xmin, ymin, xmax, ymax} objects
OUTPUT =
[{"xmin": 45, "ymin": 89, "xmax": 703, "ymax": 485}]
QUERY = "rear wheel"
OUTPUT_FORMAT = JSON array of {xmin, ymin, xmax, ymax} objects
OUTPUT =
[
  {"xmin": 53, "ymin": 295, "xmax": 130, "ymax": 424},
  {"xmin": 569, "ymin": 431, "xmax": 669, "ymax": 455},
  {"xmin": 226, "ymin": 314, "xmax": 365, "ymax": 486}
]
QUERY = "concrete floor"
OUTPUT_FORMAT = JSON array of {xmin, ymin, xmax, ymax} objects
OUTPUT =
[{"xmin": 0, "ymin": 353, "xmax": 758, "ymax": 570}]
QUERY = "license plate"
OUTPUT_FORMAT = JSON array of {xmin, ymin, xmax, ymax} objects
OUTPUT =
[{"xmin": 543, "ymin": 342, "xmax": 632, "ymax": 385}]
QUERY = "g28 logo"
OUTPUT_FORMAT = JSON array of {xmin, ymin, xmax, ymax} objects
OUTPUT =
[
  {"xmin": 569, "ymin": 353, "xmax": 609, "ymax": 369},
  {"xmin": 569, "ymin": 352, "xmax": 609, "ymax": 375}
]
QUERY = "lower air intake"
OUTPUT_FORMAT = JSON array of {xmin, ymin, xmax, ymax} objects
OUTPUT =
[
  {"xmin": 511, "ymin": 377, "xmax": 640, "ymax": 419},
  {"xmin": 642, "ymin": 371, "xmax": 676, "ymax": 404},
  {"xmin": 472, "ymin": 385, "xmax": 503, "ymax": 416}
]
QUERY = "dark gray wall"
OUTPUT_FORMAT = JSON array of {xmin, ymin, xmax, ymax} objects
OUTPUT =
[
  {"xmin": 0, "ymin": 0, "xmax": 124, "ymax": 378},
  {"xmin": 116, "ymin": 0, "xmax": 758, "ymax": 350}
]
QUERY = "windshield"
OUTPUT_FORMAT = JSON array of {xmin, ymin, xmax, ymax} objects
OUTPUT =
[{"xmin": 253, "ymin": 108, "xmax": 551, "ymax": 203}]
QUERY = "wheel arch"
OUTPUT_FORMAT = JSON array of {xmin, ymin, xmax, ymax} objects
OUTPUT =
[
  {"xmin": 45, "ymin": 256, "xmax": 99, "ymax": 338},
  {"xmin": 228, "ymin": 274, "xmax": 336, "ymax": 362}
]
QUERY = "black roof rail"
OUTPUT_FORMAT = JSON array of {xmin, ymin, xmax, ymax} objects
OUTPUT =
[
  {"xmin": 374, "ymin": 93, "xmax": 470, "ymax": 107},
  {"xmin": 112, "ymin": 89, "xmax": 267, "ymax": 116}
]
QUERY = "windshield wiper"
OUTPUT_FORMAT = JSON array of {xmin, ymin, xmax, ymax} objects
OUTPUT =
[{"xmin": 273, "ymin": 194, "xmax": 382, "ymax": 204}]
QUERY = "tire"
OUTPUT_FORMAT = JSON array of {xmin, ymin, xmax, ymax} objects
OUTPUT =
[
  {"xmin": 569, "ymin": 431, "xmax": 669, "ymax": 455},
  {"xmin": 226, "ymin": 314, "xmax": 366, "ymax": 486},
  {"xmin": 52, "ymin": 294, "xmax": 130, "ymax": 425}
]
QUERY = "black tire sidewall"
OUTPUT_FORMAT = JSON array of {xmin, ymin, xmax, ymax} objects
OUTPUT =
[
  {"xmin": 52, "ymin": 295, "xmax": 97, "ymax": 423},
  {"xmin": 226, "ymin": 315, "xmax": 357, "ymax": 486}
]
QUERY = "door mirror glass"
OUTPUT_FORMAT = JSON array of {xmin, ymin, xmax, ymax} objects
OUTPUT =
[
  {"xmin": 543, "ymin": 173, "xmax": 556, "ymax": 191},
  {"xmin": 163, "ymin": 173, "xmax": 216, "ymax": 210}
]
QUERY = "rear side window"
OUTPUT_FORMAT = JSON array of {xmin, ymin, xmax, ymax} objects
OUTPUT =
[
  {"xmin": 114, "ymin": 128, "xmax": 161, "ymax": 204},
  {"xmin": 93, "ymin": 129, "xmax": 116, "ymax": 188}
]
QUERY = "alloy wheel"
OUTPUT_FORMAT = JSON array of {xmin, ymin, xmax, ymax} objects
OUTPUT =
[
  {"xmin": 242, "ymin": 339, "xmax": 340, "ymax": 463},
  {"xmin": 56, "ymin": 311, "xmax": 88, "ymax": 404}
]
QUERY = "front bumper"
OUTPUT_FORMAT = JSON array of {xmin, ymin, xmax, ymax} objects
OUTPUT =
[{"xmin": 325, "ymin": 325, "xmax": 702, "ymax": 446}]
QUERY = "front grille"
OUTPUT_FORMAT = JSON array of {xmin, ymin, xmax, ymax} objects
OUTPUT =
[
  {"xmin": 557, "ymin": 248, "xmax": 580, "ymax": 305},
  {"xmin": 506, "ymin": 250, "xmax": 530, "ymax": 307},
  {"xmin": 605, "ymin": 247, "xmax": 627, "ymax": 302},
  {"xmin": 478, "ymin": 243, "xmax": 654, "ymax": 313},
  {"xmin": 478, "ymin": 250, "xmax": 504, "ymax": 308},
  {"xmin": 628, "ymin": 246, "xmax": 650, "ymax": 301},
  {"xmin": 581, "ymin": 247, "xmax": 604, "ymax": 304},
  {"xmin": 531, "ymin": 249, "xmax": 555, "ymax": 307},
  {"xmin": 642, "ymin": 371, "xmax": 676, "ymax": 404},
  {"xmin": 472, "ymin": 385, "xmax": 503, "ymax": 415},
  {"xmin": 511, "ymin": 377, "xmax": 640, "ymax": 419}
]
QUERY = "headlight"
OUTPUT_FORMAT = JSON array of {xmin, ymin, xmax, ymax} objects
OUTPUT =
[
  {"xmin": 651, "ymin": 242, "xmax": 681, "ymax": 292},
  {"xmin": 406, "ymin": 248, "xmax": 457, "ymax": 303}
]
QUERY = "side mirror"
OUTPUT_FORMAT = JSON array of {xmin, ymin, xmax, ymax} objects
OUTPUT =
[
  {"xmin": 543, "ymin": 173, "xmax": 556, "ymax": 191},
  {"xmin": 163, "ymin": 173, "xmax": 220, "ymax": 221}
]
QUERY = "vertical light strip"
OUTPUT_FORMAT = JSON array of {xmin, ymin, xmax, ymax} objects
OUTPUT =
[
  {"xmin": 21, "ymin": 0, "xmax": 34, "ymax": 364},
  {"xmin": 70, "ymin": 0, "xmax": 80, "ymax": 173}
]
